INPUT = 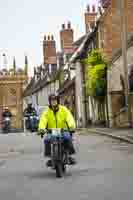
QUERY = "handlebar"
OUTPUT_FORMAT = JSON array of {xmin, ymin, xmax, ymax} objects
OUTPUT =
[
  {"xmin": 38, "ymin": 128, "xmax": 75, "ymax": 138},
  {"xmin": 24, "ymin": 113, "xmax": 38, "ymax": 117},
  {"xmin": 38, "ymin": 128, "xmax": 75, "ymax": 135},
  {"xmin": 45, "ymin": 128, "xmax": 75, "ymax": 133}
]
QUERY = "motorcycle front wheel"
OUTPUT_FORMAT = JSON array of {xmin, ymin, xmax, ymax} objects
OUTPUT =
[
  {"xmin": 55, "ymin": 162, "xmax": 63, "ymax": 178},
  {"xmin": 62, "ymin": 164, "xmax": 66, "ymax": 173}
]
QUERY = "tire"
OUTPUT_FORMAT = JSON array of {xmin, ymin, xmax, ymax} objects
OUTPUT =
[
  {"xmin": 55, "ymin": 162, "xmax": 63, "ymax": 178},
  {"xmin": 62, "ymin": 164, "xmax": 66, "ymax": 173}
]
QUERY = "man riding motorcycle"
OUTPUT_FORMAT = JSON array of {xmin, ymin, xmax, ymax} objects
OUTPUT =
[
  {"xmin": 24, "ymin": 103, "xmax": 37, "ymax": 115},
  {"xmin": 2, "ymin": 107, "xmax": 12, "ymax": 132},
  {"xmin": 2, "ymin": 107, "xmax": 12, "ymax": 118},
  {"xmin": 24, "ymin": 103, "xmax": 38, "ymax": 130},
  {"xmin": 38, "ymin": 93, "xmax": 76, "ymax": 166}
]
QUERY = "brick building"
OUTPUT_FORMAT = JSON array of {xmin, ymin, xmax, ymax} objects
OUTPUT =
[
  {"xmin": 99, "ymin": 0, "xmax": 133, "ymax": 61},
  {"xmin": 24, "ymin": 22, "xmax": 75, "ymax": 117},
  {"xmin": 98, "ymin": 0, "xmax": 133, "ymax": 127}
]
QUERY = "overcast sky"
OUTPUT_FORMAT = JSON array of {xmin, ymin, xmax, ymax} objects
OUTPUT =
[{"xmin": 0, "ymin": 0, "xmax": 98, "ymax": 75}]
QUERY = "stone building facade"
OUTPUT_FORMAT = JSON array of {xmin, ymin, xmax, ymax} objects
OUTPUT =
[{"xmin": 0, "ymin": 63, "xmax": 28, "ymax": 130}]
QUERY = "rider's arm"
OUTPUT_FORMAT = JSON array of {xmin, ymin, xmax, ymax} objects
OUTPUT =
[
  {"xmin": 9, "ymin": 112, "xmax": 12, "ymax": 117},
  {"xmin": 64, "ymin": 107, "xmax": 76, "ymax": 129},
  {"xmin": 32, "ymin": 108, "xmax": 37, "ymax": 115},
  {"xmin": 2, "ymin": 112, "xmax": 5, "ymax": 118},
  {"xmin": 38, "ymin": 109, "xmax": 48, "ymax": 130},
  {"xmin": 23, "ymin": 108, "xmax": 27, "ymax": 116}
]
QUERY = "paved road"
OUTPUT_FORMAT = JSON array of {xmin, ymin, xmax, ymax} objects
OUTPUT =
[{"xmin": 0, "ymin": 133, "xmax": 133, "ymax": 200}]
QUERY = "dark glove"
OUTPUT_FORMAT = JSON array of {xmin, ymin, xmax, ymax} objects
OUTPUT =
[
  {"xmin": 37, "ymin": 129, "xmax": 45, "ymax": 138},
  {"xmin": 69, "ymin": 129, "xmax": 75, "ymax": 134}
]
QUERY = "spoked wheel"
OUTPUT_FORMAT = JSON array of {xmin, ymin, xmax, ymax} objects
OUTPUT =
[{"xmin": 62, "ymin": 164, "xmax": 66, "ymax": 173}]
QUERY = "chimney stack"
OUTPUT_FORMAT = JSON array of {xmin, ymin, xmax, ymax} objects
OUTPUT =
[
  {"xmin": 60, "ymin": 21, "xmax": 74, "ymax": 54},
  {"xmin": 85, "ymin": 4, "xmax": 97, "ymax": 33},
  {"xmin": 43, "ymin": 34, "xmax": 57, "ymax": 65}
]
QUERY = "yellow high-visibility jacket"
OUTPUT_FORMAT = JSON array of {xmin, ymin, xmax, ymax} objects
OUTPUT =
[{"xmin": 38, "ymin": 105, "xmax": 76, "ymax": 130}]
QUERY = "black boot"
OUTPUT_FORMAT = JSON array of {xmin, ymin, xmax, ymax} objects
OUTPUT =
[
  {"xmin": 68, "ymin": 156, "xmax": 77, "ymax": 165},
  {"xmin": 46, "ymin": 159, "xmax": 52, "ymax": 167}
]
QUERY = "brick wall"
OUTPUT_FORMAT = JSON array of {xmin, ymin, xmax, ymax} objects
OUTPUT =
[
  {"xmin": 99, "ymin": 0, "xmax": 133, "ymax": 61},
  {"xmin": 108, "ymin": 44, "xmax": 133, "ymax": 127}
]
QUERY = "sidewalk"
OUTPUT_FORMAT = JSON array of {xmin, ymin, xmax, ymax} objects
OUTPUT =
[{"xmin": 77, "ymin": 127, "xmax": 133, "ymax": 144}]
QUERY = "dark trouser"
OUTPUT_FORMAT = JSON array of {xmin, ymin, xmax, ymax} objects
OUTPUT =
[{"xmin": 44, "ymin": 140, "xmax": 75, "ymax": 157}]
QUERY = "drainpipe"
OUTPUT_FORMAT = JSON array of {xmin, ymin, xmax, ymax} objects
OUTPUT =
[{"xmin": 82, "ymin": 62, "xmax": 88, "ymax": 126}]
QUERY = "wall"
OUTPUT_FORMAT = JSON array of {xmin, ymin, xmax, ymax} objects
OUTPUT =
[
  {"xmin": 108, "ymin": 45, "xmax": 133, "ymax": 127},
  {"xmin": 99, "ymin": 0, "xmax": 133, "ymax": 61}
]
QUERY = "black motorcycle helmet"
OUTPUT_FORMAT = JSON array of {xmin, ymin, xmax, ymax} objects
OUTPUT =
[
  {"xmin": 48, "ymin": 93, "xmax": 60, "ymax": 112},
  {"xmin": 28, "ymin": 103, "xmax": 32, "ymax": 108},
  {"xmin": 4, "ymin": 106, "xmax": 9, "ymax": 111},
  {"xmin": 48, "ymin": 93, "xmax": 60, "ymax": 106}
]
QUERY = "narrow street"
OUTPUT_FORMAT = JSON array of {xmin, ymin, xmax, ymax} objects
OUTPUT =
[{"xmin": 0, "ymin": 133, "xmax": 133, "ymax": 200}]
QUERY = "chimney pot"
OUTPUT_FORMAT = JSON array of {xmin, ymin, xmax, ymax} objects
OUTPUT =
[
  {"xmin": 68, "ymin": 21, "xmax": 71, "ymax": 29},
  {"xmin": 51, "ymin": 35, "xmax": 54, "ymax": 40},
  {"xmin": 48, "ymin": 35, "xmax": 50, "ymax": 40},
  {"xmin": 44, "ymin": 35, "xmax": 46, "ymax": 40},
  {"xmin": 62, "ymin": 24, "xmax": 65, "ymax": 29},
  {"xmin": 92, "ymin": 5, "xmax": 96, "ymax": 13},
  {"xmin": 87, "ymin": 4, "xmax": 90, "ymax": 12}
]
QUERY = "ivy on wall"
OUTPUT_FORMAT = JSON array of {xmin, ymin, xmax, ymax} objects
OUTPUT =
[{"xmin": 82, "ymin": 49, "xmax": 108, "ymax": 100}]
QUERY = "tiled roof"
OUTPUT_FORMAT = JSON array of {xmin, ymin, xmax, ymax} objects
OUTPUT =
[
  {"xmin": 70, "ymin": 26, "xmax": 98, "ymax": 64},
  {"xmin": 23, "ymin": 68, "xmax": 61, "ymax": 97},
  {"xmin": 57, "ymin": 77, "xmax": 75, "ymax": 95},
  {"xmin": 73, "ymin": 35, "xmax": 86, "ymax": 47},
  {"xmin": 23, "ymin": 78, "xmax": 36, "ymax": 97}
]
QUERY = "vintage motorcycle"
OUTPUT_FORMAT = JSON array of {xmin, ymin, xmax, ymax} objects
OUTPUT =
[
  {"xmin": 43, "ymin": 129, "xmax": 75, "ymax": 178},
  {"xmin": 24, "ymin": 112, "xmax": 39, "ymax": 132},
  {"xmin": 2, "ymin": 116, "xmax": 11, "ymax": 133}
]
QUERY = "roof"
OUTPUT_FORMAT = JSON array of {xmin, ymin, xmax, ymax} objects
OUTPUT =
[
  {"xmin": 111, "ymin": 33, "xmax": 133, "ymax": 63},
  {"xmin": 73, "ymin": 35, "xmax": 86, "ymax": 47},
  {"xmin": 23, "ymin": 78, "xmax": 36, "ymax": 97},
  {"xmin": 23, "ymin": 68, "xmax": 61, "ymax": 97},
  {"xmin": 57, "ymin": 77, "xmax": 75, "ymax": 95},
  {"xmin": 70, "ymin": 27, "xmax": 98, "ymax": 64}
]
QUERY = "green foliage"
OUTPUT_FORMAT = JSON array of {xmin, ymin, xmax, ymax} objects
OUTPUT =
[{"xmin": 82, "ymin": 49, "xmax": 108, "ymax": 99}]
